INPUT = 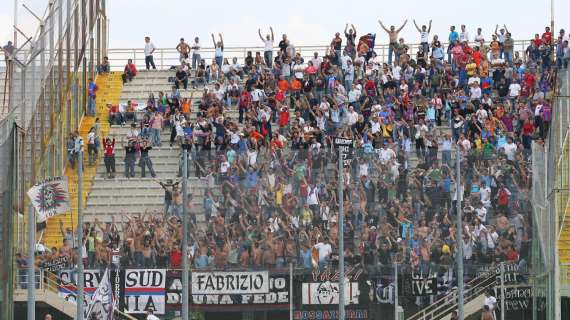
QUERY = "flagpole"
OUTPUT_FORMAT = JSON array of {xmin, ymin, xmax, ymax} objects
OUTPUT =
[
  {"xmin": 76, "ymin": 149, "xmax": 84, "ymax": 319},
  {"xmin": 182, "ymin": 148, "xmax": 189, "ymax": 320},
  {"xmin": 27, "ymin": 203, "xmax": 35, "ymax": 320}
]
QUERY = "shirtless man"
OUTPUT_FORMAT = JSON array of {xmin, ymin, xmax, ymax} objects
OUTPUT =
[
  {"xmin": 262, "ymin": 241, "xmax": 277, "ymax": 268},
  {"xmin": 214, "ymin": 243, "xmax": 228, "ymax": 268},
  {"xmin": 176, "ymin": 38, "xmax": 190, "ymax": 63},
  {"xmin": 378, "ymin": 19, "xmax": 408, "ymax": 66}
]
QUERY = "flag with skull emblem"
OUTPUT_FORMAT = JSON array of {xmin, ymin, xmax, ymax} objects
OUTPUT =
[{"xmin": 27, "ymin": 176, "xmax": 71, "ymax": 229}]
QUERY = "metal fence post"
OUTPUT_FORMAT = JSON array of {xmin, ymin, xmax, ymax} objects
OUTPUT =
[
  {"xmin": 27, "ymin": 203, "xmax": 35, "ymax": 320},
  {"xmin": 182, "ymin": 149, "xmax": 189, "ymax": 320},
  {"xmin": 338, "ymin": 147, "xmax": 345, "ymax": 320},
  {"xmin": 76, "ymin": 149, "xmax": 84, "ymax": 319}
]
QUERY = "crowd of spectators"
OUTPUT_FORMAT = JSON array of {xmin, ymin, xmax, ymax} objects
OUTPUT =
[{"xmin": 26, "ymin": 23, "xmax": 564, "ymax": 287}]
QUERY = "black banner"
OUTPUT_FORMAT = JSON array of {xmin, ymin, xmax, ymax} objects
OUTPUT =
[
  {"xmin": 409, "ymin": 273, "xmax": 438, "ymax": 296},
  {"xmin": 165, "ymin": 271, "xmax": 289, "ymax": 312},
  {"xmin": 495, "ymin": 285, "xmax": 546, "ymax": 319},
  {"xmin": 41, "ymin": 256, "xmax": 69, "ymax": 272}
]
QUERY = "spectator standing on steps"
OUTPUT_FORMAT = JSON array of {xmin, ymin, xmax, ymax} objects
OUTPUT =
[
  {"xmin": 259, "ymin": 27, "xmax": 274, "ymax": 68},
  {"xmin": 378, "ymin": 19, "xmax": 408, "ymax": 66},
  {"xmin": 150, "ymin": 112, "xmax": 163, "ymax": 146},
  {"xmin": 139, "ymin": 138, "xmax": 156, "ymax": 178},
  {"xmin": 176, "ymin": 37, "xmax": 190, "ymax": 63},
  {"xmin": 144, "ymin": 36, "xmax": 157, "ymax": 70},
  {"xmin": 212, "ymin": 33, "xmax": 224, "ymax": 68},
  {"xmin": 191, "ymin": 37, "xmax": 201, "ymax": 70},
  {"xmin": 87, "ymin": 78, "xmax": 98, "ymax": 116},
  {"xmin": 103, "ymin": 137, "xmax": 116, "ymax": 179},
  {"xmin": 156, "ymin": 179, "xmax": 180, "ymax": 216},
  {"xmin": 413, "ymin": 19, "xmax": 432, "ymax": 58},
  {"xmin": 124, "ymin": 140, "xmax": 136, "ymax": 178},
  {"xmin": 87, "ymin": 127, "xmax": 98, "ymax": 166}
]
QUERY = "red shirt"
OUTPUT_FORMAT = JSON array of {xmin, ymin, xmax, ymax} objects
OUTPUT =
[
  {"xmin": 365, "ymin": 80, "xmax": 376, "ymax": 96},
  {"xmin": 170, "ymin": 249, "xmax": 182, "ymax": 268},
  {"xmin": 524, "ymin": 73, "xmax": 536, "ymax": 88},
  {"xmin": 542, "ymin": 31, "xmax": 552, "ymax": 44},
  {"xmin": 522, "ymin": 122, "xmax": 534, "ymax": 135},
  {"xmin": 250, "ymin": 131, "xmax": 264, "ymax": 141},
  {"xmin": 125, "ymin": 63, "xmax": 137, "ymax": 76},
  {"xmin": 104, "ymin": 139, "xmax": 115, "ymax": 156},
  {"xmin": 270, "ymin": 138, "xmax": 284, "ymax": 150},
  {"xmin": 279, "ymin": 110, "xmax": 289, "ymax": 127},
  {"xmin": 506, "ymin": 248, "xmax": 519, "ymax": 262}
]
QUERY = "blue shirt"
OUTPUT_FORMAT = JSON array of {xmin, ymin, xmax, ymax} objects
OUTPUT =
[
  {"xmin": 88, "ymin": 83, "xmax": 97, "ymax": 98},
  {"xmin": 432, "ymin": 47, "xmax": 445, "ymax": 59},
  {"xmin": 300, "ymin": 249, "xmax": 312, "ymax": 269},
  {"xmin": 426, "ymin": 107, "xmax": 436, "ymax": 120},
  {"xmin": 449, "ymin": 31, "xmax": 459, "ymax": 43},
  {"xmin": 246, "ymin": 171, "xmax": 258, "ymax": 188}
]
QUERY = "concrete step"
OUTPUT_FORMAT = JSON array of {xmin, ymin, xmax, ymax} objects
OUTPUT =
[
  {"xmin": 83, "ymin": 212, "xmax": 207, "ymax": 224},
  {"xmin": 88, "ymin": 187, "xmax": 209, "ymax": 198}
]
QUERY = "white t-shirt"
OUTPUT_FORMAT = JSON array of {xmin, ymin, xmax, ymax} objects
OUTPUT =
[
  {"xmin": 341, "ymin": 55, "xmax": 352, "ymax": 70},
  {"xmin": 263, "ymin": 39, "xmax": 273, "ymax": 51},
  {"xmin": 420, "ymin": 31, "xmax": 429, "ymax": 43},
  {"xmin": 311, "ymin": 57, "xmax": 322, "ymax": 69},
  {"xmin": 475, "ymin": 33, "xmax": 485, "ymax": 43},
  {"xmin": 460, "ymin": 31, "xmax": 469, "ymax": 42},
  {"xmin": 534, "ymin": 104, "xmax": 543, "ymax": 116},
  {"xmin": 480, "ymin": 186, "xmax": 491, "ymax": 206},
  {"xmin": 314, "ymin": 242, "xmax": 332, "ymax": 261},
  {"xmin": 475, "ymin": 207, "xmax": 487, "ymax": 222},
  {"xmin": 503, "ymin": 142, "xmax": 517, "ymax": 160},
  {"xmin": 144, "ymin": 42, "xmax": 156, "ymax": 56},
  {"xmin": 470, "ymin": 87, "xmax": 482, "ymax": 99},
  {"xmin": 378, "ymin": 148, "xmax": 396, "ymax": 164},
  {"xmin": 307, "ymin": 187, "xmax": 319, "ymax": 205},
  {"xmin": 192, "ymin": 41, "xmax": 201, "ymax": 55},
  {"xmin": 220, "ymin": 161, "xmax": 230, "ymax": 173},
  {"xmin": 509, "ymin": 83, "xmax": 521, "ymax": 97},
  {"xmin": 146, "ymin": 315, "xmax": 160, "ymax": 320},
  {"xmin": 346, "ymin": 111, "xmax": 358, "ymax": 126},
  {"xmin": 476, "ymin": 108, "xmax": 488, "ymax": 122}
]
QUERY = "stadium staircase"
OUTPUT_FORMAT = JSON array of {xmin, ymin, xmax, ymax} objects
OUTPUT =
[
  {"xmin": 44, "ymin": 72, "xmax": 123, "ymax": 249},
  {"xmin": 560, "ymin": 204, "xmax": 570, "ymax": 264},
  {"xmin": 556, "ymin": 70, "xmax": 570, "ymax": 265},
  {"xmin": 84, "ymin": 70, "xmax": 211, "ymax": 228},
  {"xmin": 406, "ymin": 272, "xmax": 497, "ymax": 320},
  {"xmin": 13, "ymin": 271, "xmax": 76, "ymax": 318}
]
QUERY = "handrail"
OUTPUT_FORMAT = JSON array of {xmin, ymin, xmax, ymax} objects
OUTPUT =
[
  {"xmin": 114, "ymin": 308, "xmax": 138, "ymax": 320},
  {"xmin": 105, "ymin": 40, "xmax": 532, "ymax": 71},
  {"xmin": 407, "ymin": 271, "xmax": 497, "ymax": 320}
]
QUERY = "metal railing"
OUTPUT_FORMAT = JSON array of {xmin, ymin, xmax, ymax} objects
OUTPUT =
[
  {"xmin": 14, "ymin": 268, "xmax": 60, "ymax": 293},
  {"xmin": 407, "ymin": 271, "xmax": 497, "ymax": 320},
  {"xmin": 105, "ymin": 40, "xmax": 532, "ymax": 71}
]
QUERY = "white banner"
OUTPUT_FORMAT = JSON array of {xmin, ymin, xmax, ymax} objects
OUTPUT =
[
  {"xmin": 191, "ymin": 271, "xmax": 269, "ymax": 295},
  {"xmin": 123, "ymin": 269, "xmax": 166, "ymax": 315},
  {"xmin": 301, "ymin": 281, "xmax": 360, "ymax": 305},
  {"xmin": 27, "ymin": 176, "xmax": 71, "ymax": 223},
  {"xmin": 86, "ymin": 268, "xmax": 114, "ymax": 320}
]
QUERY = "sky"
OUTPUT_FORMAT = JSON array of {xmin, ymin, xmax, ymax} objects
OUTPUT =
[{"xmin": 1, "ymin": 0, "xmax": 569, "ymax": 50}]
